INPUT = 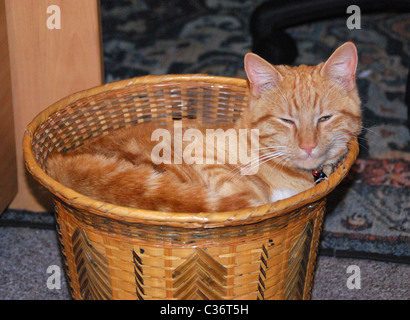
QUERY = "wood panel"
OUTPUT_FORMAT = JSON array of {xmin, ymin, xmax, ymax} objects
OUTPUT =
[
  {"xmin": 0, "ymin": 0, "xmax": 17, "ymax": 214},
  {"xmin": 5, "ymin": 0, "xmax": 103, "ymax": 211}
]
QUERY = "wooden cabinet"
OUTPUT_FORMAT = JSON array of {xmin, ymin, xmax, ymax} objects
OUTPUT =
[
  {"xmin": 0, "ymin": 0, "xmax": 17, "ymax": 214},
  {"xmin": 1, "ymin": 0, "xmax": 103, "ymax": 213}
]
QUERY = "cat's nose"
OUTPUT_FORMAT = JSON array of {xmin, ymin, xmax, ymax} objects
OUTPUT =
[{"xmin": 299, "ymin": 143, "xmax": 317, "ymax": 156}]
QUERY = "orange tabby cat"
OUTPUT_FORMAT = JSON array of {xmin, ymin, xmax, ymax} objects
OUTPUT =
[{"xmin": 47, "ymin": 42, "xmax": 362, "ymax": 213}]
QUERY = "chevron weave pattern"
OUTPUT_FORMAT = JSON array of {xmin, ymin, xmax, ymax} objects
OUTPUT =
[
  {"xmin": 283, "ymin": 220, "xmax": 314, "ymax": 300},
  {"xmin": 71, "ymin": 228, "xmax": 112, "ymax": 300},
  {"xmin": 172, "ymin": 248, "xmax": 228, "ymax": 300}
]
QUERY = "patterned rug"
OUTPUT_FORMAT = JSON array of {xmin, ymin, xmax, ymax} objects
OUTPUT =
[{"xmin": 2, "ymin": 1, "xmax": 407, "ymax": 264}]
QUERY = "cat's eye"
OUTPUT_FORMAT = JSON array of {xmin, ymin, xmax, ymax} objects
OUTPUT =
[
  {"xmin": 318, "ymin": 115, "xmax": 332, "ymax": 123},
  {"xmin": 280, "ymin": 118, "xmax": 295, "ymax": 125}
]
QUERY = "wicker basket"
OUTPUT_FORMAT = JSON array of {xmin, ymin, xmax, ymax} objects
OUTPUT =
[{"xmin": 23, "ymin": 74, "xmax": 359, "ymax": 300}]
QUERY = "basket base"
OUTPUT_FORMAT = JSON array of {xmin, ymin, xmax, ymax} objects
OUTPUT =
[{"xmin": 54, "ymin": 199, "xmax": 325, "ymax": 300}]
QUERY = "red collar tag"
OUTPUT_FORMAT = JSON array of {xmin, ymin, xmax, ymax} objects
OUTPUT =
[{"xmin": 313, "ymin": 169, "xmax": 327, "ymax": 184}]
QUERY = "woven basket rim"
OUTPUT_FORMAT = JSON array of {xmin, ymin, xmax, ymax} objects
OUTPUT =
[{"xmin": 23, "ymin": 74, "xmax": 359, "ymax": 228}]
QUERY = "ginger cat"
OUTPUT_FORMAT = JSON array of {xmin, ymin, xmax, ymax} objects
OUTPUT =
[{"xmin": 47, "ymin": 42, "xmax": 362, "ymax": 213}]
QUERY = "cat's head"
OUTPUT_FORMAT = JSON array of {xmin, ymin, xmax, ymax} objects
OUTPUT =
[{"xmin": 244, "ymin": 42, "xmax": 362, "ymax": 171}]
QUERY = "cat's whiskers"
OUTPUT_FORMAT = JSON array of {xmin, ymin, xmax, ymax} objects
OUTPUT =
[
  {"xmin": 257, "ymin": 146, "xmax": 287, "ymax": 151},
  {"xmin": 246, "ymin": 148, "xmax": 287, "ymax": 164},
  {"xmin": 230, "ymin": 151, "xmax": 287, "ymax": 181},
  {"xmin": 237, "ymin": 151, "xmax": 285, "ymax": 173},
  {"xmin": 331, "ymin": 139, "xmax": 351, "ymax": 150},
  {"xmin": 227, "ymin": 145, "xmax": 287, "ymax": 175},
  {"xmin": 331, "ymin": 134, "xmax": 372, "ymax": 152},
  {"xmin": 361, "ymin": 125, "xmax": 380, "ymax": 137},
  {"xmin": 234, "ymin": 157, "xmax": 280, "ymax": 180},
  {"xmin": 355, "ymin": 135, "xmax": 383, "ymax": 151},
  {"xmin": 277, "ymin": 155, "xmax": 293, "ymax": 173},
  {"xmin": 358, "ymin": 126, "xmax": 387, "ymax": 151}
]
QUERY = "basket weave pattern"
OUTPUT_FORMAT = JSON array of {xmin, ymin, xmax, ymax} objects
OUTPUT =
[{"xmin": 24, "ymin": 75, "xmax": 358, "ymax": 300}]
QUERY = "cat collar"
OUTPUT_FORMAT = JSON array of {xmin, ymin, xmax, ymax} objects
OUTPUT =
[{"xmin": 313, "ymin": 169, "xmax": 328, "ymax": 185}]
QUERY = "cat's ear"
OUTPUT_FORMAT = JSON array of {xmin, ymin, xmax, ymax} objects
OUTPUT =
[
  {"xmin": 321, "ymin": 42, "xmax": 358, "ymax": 91},
  {"xmin": 244, "ymin": 52, "xmax": 283, "ymax": 98}
]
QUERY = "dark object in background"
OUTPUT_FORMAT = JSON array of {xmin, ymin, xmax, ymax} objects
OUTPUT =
[
  {"xmin": 252, "ymin": 29, "xmax": 298, "ymax": 66},
  {"xmin": 250, "ymin": 0, "xmax": 410, "ymax": 65},
  {"xmin": 406, "ymin": 70, "xmax": 410, "ymax": 129}
]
